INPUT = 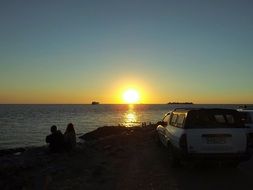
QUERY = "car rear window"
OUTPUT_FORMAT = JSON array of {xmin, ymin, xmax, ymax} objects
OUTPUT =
[{"xmin": 185, "ymin": 109, "xmax": 245, "ymax": 129}]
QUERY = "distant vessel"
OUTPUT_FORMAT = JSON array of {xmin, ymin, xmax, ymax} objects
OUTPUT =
[
  {"xmin": 167, "ymin": 102, "xmax": 193, "ymax": 105},
  {"xmin": 91, "ymin": 101, "xmax": 100, "ymax": 105}
]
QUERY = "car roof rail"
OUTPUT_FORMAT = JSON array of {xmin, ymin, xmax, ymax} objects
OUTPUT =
[
  {"xmin": 173, "ymin": 108, "xmax": 209, "ymax": 112},
  {"xmin": 173, "ymin": 108, "xmax": 239, "ymax": 112},
  {"xmin": 173, "ymin": 108, "xmax": 195, "ymax": 111}
]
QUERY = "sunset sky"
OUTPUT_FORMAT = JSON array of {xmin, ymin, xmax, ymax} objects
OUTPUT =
[{"xmin": 0, "ymin": 0, "xmax": 252, "ymax": 104}]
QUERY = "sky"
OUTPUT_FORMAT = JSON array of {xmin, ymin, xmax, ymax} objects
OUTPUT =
[{"xmin": 0, "ymin": 0, "xmax": 253, "ymax": 104}]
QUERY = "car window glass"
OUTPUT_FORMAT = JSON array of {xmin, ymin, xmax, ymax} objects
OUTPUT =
[
  {"xmin": 186, "ymin": 111, "xmax": 212, "ymax": 126},
  {"xmin": 249, "ymin": 113, "xmax": 253, "ymax": 124},
  {"xmin": 176, "ymin": 114, "xmax": 185, "ymax": 128},
  {"xmin": 226, "ymin": 114, "xmax": 235, "ymax": 124},
  {"xmin": 242, "ymin": 112, "xmax": 253, "ymax": 124},
  {"xmin": 214, "ymin": 115, "xmax": 226, "ymax": 124},
  {"xmin": 185, "ymin": 110, "xmax": 244, "ymax": 128},
  {"xmin": 241, "ymin": 113, "xmax": 250, "ymax": 124},
  {"xmin": 170, "ymin": 114, "xmax": 178, "ymax": 126}
]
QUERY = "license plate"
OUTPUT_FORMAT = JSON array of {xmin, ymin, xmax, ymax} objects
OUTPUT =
[{"xmin": 206, "ymin": 137, "xmax": 226, "ymax": 144}]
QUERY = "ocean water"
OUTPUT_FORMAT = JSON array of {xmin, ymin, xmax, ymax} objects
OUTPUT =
[{"xmin": 0, "ymin": 104, "xmax": 244, "ymax": 149}]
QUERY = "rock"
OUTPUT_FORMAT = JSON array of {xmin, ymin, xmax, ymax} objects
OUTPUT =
[{"xmin": 79, "ymin": 126, "xmax": 129, "ymax": 141}]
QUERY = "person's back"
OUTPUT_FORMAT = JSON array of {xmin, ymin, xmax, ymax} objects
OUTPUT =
[
  {"xmin": 64, "ymin": 123, "xmax": 76, "ymax": 151},
  {"xmin": 46, "ymin": 125, "xmax": 64, "ymax": 153}
]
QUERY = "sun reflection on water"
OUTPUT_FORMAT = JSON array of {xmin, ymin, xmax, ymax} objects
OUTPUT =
[
  {"xmin": 122, "ymin": 104, "xmax": 140, "ymax": 127},
  {"xmin": 125, "ymin": 112, "xmax": 136, "ymax": 123}
]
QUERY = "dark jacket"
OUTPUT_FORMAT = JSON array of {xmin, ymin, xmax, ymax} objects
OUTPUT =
[{"xmin": 46, "ymin": 130, "xmax": 64, "ymax": 152}]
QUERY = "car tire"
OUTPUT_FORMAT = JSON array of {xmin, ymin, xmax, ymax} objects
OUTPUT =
[{"xmin": 167, "ymin": 143, "xmax": 181, "ymax": 167}]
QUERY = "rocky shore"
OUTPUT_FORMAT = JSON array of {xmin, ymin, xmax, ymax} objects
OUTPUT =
[
  {"xmin": 1, "ymin": 124, "xmax": 253, "ymax": 190},
  {"xmin": 0, "ymin": 124, "xmax": 158, "ymax": 190}
]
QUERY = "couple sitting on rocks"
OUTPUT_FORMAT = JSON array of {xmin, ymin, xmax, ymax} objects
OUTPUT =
[{"xmin": 46, "ymin": 123, "xmax": 76, "ymax": 153}]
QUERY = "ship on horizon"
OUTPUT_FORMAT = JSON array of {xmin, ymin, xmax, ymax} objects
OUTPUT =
[{"xmin": 167, "ymin": 102, "xmax": 193, "ymax": 105}]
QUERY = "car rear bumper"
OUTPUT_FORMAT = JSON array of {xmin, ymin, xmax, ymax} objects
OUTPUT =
[
  {"xmin": 170, "ymin": 144, "xmax": 252, "ymax": 162},
  {"xmin": 183, "ymin": 152, "xmax": 251, "ymax": 162}
]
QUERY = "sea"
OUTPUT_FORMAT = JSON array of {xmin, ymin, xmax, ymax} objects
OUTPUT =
[{"xmin": 0, "ymin": 104, "xmax": 248, "ymax": 150}]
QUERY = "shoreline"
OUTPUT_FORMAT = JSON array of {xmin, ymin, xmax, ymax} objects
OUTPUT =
[
  {"xmin": 1, "ymin": 123, "xmax": 253, "ymax": 190},
  {"xmin": 0, "ymin": 124, "xmax": 149, "ymax": 154},
  {"xmin": 0, "ymin": 124, "xmax": 157, "ymax": 189},
  {"xmin": 1, "ymin": 104, "xmax": 251, "ymax": 151}
]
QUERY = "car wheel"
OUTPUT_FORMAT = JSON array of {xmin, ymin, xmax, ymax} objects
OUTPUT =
[{"xmin": 167, "ymin": 143, "xmax": 181, "ymax": 167}]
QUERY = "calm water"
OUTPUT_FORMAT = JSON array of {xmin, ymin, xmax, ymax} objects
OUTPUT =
[{"xmin": 0, "ymin": 104, "xmax": 245, "ymax": 149}]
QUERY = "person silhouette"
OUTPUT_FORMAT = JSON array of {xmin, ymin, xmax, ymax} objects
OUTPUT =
[
  {"xmin": 46, "ymin": 125, "xmax": 64, "ymax": 153},
  {"xmin": 64, "ymin": 123, "xmax": 76, "ymax": 151}
]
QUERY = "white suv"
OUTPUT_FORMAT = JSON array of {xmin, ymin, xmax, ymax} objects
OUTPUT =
[{"xmin": 157, "ymin": 108, "xmax": 251, "ymax": 167}]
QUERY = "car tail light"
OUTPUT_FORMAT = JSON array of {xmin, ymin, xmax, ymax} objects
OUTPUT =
[{"xmin": 179, "ymin": 134, "xmax": 188, "ymax": 153}]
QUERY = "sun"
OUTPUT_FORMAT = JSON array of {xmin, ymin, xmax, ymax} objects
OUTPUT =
[{"xmin": 123, "ymin": 89, "xmax": 140, "ymax": 104}]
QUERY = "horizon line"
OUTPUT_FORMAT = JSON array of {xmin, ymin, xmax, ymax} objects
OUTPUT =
[{"xmin": 0, "ymin": 103, "xmax": 252, "ymax": 105}]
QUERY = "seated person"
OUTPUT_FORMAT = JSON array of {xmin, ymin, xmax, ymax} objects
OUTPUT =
[
  {"xmin": 46, "ymin": 125, "xmax": 64, "ymax": 153},
  {"xmin": 64, "ymin": 123, "xmax": 76, "ymax": 151}
]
